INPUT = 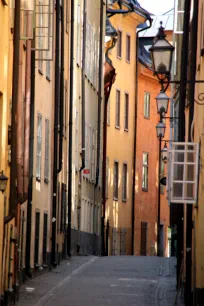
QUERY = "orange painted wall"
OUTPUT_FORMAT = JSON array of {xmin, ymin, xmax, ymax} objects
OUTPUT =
[{"xmin": 134, "ymin": 63, "xmax": 170, "ymax": 257}]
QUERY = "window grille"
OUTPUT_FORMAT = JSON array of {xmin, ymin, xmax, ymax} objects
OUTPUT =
[{"xmin": 168, "ymin": 142, "xmax": 199, "ymax": 204}]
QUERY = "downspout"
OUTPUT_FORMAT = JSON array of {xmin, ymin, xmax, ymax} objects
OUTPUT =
[
  {"xmin": 23, "ymin": 12, "xmax": 32, "ymax": 199},
  {"xmin": 186, "ymin": 0, "xmax": 198, "ymax": 304},
  {"xmin": 16, "ymin": 45, "xmax": 24, "ymax": 203},
  {"xmin": 177, "ymin": 0, "xmax": 191, "ymax": 290},
  {"xmin": 95, "ymin": 0, "xmax": 104, "ymax": 187},
  {"xmin": 131, "ymin": 18, "xmax": 152, "ymax": 255},
  {"xmin": 81, "ymin": 0, "xmax": 87, "ymax": 172},
  {"xmin": 67, "ymin": 0, "xmax": 74, "ymax": 257},
  {"xmin": 25, "ymin": 38, "xmax": 35, "ymax": 276},
  {"xmin": 58, "ymin": 0, "xmax": 64, "ymax": 174},
  {"xmin": 52, "ymin": 0, "xmax": 60, "ymax": 265},
  {"xmin": 6, "ymin": 0, "xmax": 21, "ymax": 220}
]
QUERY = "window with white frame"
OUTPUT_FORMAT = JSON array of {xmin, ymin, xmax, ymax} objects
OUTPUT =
[
  {"xmin": 174, "ymin": 0, "xmax": 184, "ymax": 34},
  {"xmin": 75, "ymin": 110, "xmax": 79, "ymax": 170},
  {"xmin": 168, "ymin": 142, "xmax": 199, "ymax": 204},
  {"xmin": 122, "ymin": 163, "xmax": 127, "ymax": 201},
  {"xmin": 142, "ymin": 153, "xmax": 148, "ymax": 191},
  {"xmin": 76, "ymin": 2, "xmax": 81, "ymax": 65},
  {"xmin": 91, "ymin": 128, "xmax": 95, "ymax": 181},
  {"xmin": 117, "ymin": 30, "xmax": 122, "ymax": 58},
  {"xmin": 124, "ymin": 93, "xmax": 129, "ymax": 130},
  {"xmin": 115, "ymin": 90, "xmax": 120, "ymax": 128},
  {"xmin": 107, "ymin": 98, "xmax": 110, "ymax": 125},
  {"xmin": 144, "ymin": 92, "xmax": 150, "ymax": 119},
  {"xmin": 44, "ymin": 119, "xmax": 49, "ymax": 181},
  {"xmin": 126, "ymin": 34, "xmax": 131, "ymax": 62},
  {"xmin": 46, "ymin": 51, "xmax": 51, "ymax": 79},
  {"xmin": 36, "ymin": 114, "xmax": 42, "ymax": 179},
  {"xmin": 106, "ymin": 157, "xmax": 109, "ymax": 198},
  {"xmin": 113, "ymin": 161, "xmax": 119, "ymax": 199}
]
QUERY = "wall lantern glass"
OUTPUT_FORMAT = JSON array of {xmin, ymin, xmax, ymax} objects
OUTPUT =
[
  {"xmin": 149, "ymin": 22, "xmax": 174, "ymax": 78},
  {"xmin": 156, "ymin": 121, "xmax": 166, "ymax": 138},
  {"xmin": 0, "ymin": 171, "xmax": 8, "ymax": 193},
  {"xmin": 161, "ymin": 142, "xmax": 168, "ymax": 163},
  {"xmin": 155, "ymin": 91, "xmax": 170, "ymax": 114}
]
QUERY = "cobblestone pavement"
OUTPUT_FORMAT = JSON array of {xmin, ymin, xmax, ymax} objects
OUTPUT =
[{"xmin": 17, "ymin": 256, "xmax": 185, "ymax": 306}]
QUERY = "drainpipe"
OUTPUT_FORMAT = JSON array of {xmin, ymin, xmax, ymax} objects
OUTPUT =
[
  {"xmin": 67, "ymin": 0, "xmax": 74, "ymax": 257},
  {"xmin": 23, "ymin": 12, "xmax": 32, "ymax": 199},
  {"xmin": 52, "ymin": 0, "xmax": 60, "ymax": 265},
  {"xmin": 16, "ymin": 40, "xmax": 24, "ymax": 203},
  {"xmin": 25, "ymin": 37, "xmax": 35, "ymax": 276},
  {"xmin": 177, "ymin": 0, "xmax": 191, "ymax": 290},
  {"xmin": 95, "ymin": 0, "xmax": 104, "ymax": 187},
  {"xmin": 58, "ymin": 0, "xmax": 64, "ymax": 174},
  {"xmin": 131, "ymin": 18, "xmax": 152, "ymax": 255},
  {"xmin": 81, "ymin": 0, "xmax": 87, "ymax": 172},
  {"xmin": 7, "ymin": 0, "xmax": 20, "ymax": 221},
  {"xmin": 186, "ymin": 1, "xmax": 198, "ymax": 304}
]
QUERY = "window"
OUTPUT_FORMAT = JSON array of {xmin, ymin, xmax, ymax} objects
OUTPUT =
[
  {"xmin": 106, "ymin": 157, "xmax": 109, "ymax": 198},
  {"xmin": 44, "ymin": 119, "xmax": 49, "ymax": 181},
  {"xmin": 42, "ymin": 213, "xmax": 48, "ymax": 264},
  {"xmin": 113, "ymin": 161, "xmax": 119, "ymax": 199},
  {"xmin": 115, "ymin": 90, "xmax": 120, "ymax": 128},
  {"xmin": 36, "ymin": 114, "xmax": 42, "ymax": 180},
  {"xmin": 76, "ymin": 3, "xmax": 81, "ymax": 65},
  {"xmin": 46, "ymin": 51, "xmax": 51, "ymax": 80},
  {"xmin": 144, "ymin": 92, "xmax": 150, "ymax": 119},
  {"xmin": 126, "ymin": 35, "xmax": 131, "ymax": 62},
  {"xmin": 122, "ymin": 163, "xmax": 127, "ymax": 201},
  {"xmin": 142, "ymin": 153, "xmax": 148, "ymax": 191},
  {"xmin": 117, "ymin": 30, "xmax": 122, "ymax": 58},
  {"xmin": 124, "ymin": 93, "xmax": 129, "ymax": 130},
  {"xmin": 34, "ymin": 211, "xmax": 40, "ymax": 264},
  {"xmin": 107, "ymin": 99, "xmax": 110, "ymax": 125},
  {"xmin": 75, "ymin": 110, "xmax": 79, "ymax": 170},
  {"xmin": 38, "ymin": 0, "xmax": 43, "ymax": 72}
]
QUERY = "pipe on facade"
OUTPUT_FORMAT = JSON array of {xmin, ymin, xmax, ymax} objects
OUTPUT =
[
  {"xmin": 23, "ymin": 12, "xmax": 32, "ymax": 198},
  {"xmin": 25, "ymin": 38, "xmax": 35, "ymax": 276},
  {"xmin": 81, "ymin": 0, "xmax": 87, "ymax": 172},
  {"xmin": 176, "ymin": 0, "xmax": 191, "ymax": 290},
  {"xmin": 186, "ymin": 0, "xmax": 198, "ymax": 304},
  {"xmin": 8, "ymin": 0, "xmax": 21, "ymax": 217},
  {"xmin": 52, "ymin": 0, "xmax": 60, "ymax": 265},
  {"xmin": 67, "ymin": 0, "xmax": 74, "ymax": 257},
  {"xmin": 95, "ymin": 0, "xmax": 104, "ymax": 187},
  {"xmin": 16, "ymin": 41, "xmax": 24, "ymax": 203},
  {"xmin": 58, "ymin": 0, "xmax": 64, "ymax": 174},
  {"xmin": 131, "ymin": 18, "xmax": 152, "ymax": 255}
]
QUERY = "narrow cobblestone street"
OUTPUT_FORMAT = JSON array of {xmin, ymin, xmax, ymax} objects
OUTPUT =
[{"xmin": 17, "ymin": 256, "xmax": 184, "ymax": 306}]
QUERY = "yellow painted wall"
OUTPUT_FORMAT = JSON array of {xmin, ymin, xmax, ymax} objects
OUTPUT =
[{"xmin": 106, "ymin": 12, "xmax": 145, "ymax": 255}]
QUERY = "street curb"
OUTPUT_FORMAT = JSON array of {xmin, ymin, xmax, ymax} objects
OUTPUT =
[{"xmin": 34, "ymin": 256, "xmax": 98, "ymax": 306}]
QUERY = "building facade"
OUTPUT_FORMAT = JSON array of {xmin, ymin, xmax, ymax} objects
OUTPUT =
[{"xmin": 105, "ymin": 2, "xmax": 148, "ymax": 256}]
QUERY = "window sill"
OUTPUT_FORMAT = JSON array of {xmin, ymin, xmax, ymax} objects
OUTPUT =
[
  {"xmin": 46, "ymin": 76, "xmax": 51, "ymax": 82},
  {"xmin": 142, "ymin": 188, "xmax": 148, "ymax": 192},
  {"xmin": 44, "ymin": 178, "xmax": 49, "ymax": 184},
  {"xmin": 115, "ymin": 126, "xmax": 120, "ymax": 130},
  {"xmin": 124, "ymin": 128, "xmax": 128, "ymax": 132},
  {"xmin": 126, "ymin": 60, "xmax": 130, "ymax": 64},
  {"xmin": 38, "ymin": 69, "xmax": 43, "ymax": 75},
  {"xmin": 144, "ymin": 116, "xmax": 150, "ymax": 120},
  {"xmin": 122, "ymin": 199, "xmax": 127, "ymax": 203},
  {"xmin": 117, "ymin": 55, "xmax": 122, "ymax": 60},
  {"xmin": 36, "ymin": 177, "xmax": 41, "ymax": 182},
  {"xmin": 113, "ymin": 197, "xmax": 118, "ymax": 201},
  {"xmin": 107, "ymin": 123, "xmax": 110, "ymax": 126}
]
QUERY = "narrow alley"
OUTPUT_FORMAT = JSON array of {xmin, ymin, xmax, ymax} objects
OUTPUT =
[{"xmin": 17, "ymin": 256, "xmax": 183, "ymax": 306}]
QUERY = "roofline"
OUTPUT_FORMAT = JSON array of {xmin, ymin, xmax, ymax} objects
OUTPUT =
[{"xmin": 122, "ymin": 0, "xmax": 151, "ymax": 21}]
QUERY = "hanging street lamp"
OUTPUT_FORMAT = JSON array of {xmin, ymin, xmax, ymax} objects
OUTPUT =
[
  {"xmin": 149, "ymin": 21, "xmax": 174, "ymax": 89},
  {"xmin": 155, "ymin": 91, "xmax": 170, "ymax": 114},
  {"xmin": 156, "ymin": 121, "xmax": 166, "ymax": 139}
]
